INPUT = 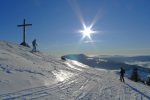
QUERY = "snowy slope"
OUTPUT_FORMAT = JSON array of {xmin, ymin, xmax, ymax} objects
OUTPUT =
[{"xmin": 0, "ymin": 41, "xmax": 150, "ymax": 100}]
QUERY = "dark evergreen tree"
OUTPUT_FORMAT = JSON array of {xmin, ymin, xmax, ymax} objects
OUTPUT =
[
  {"xmin": 146, "ymin": 76, "xmax": 150, "ymax": 86},
  {"xmin": 130, "ymin": 68, "xmax": 139, "ymax": 82}
]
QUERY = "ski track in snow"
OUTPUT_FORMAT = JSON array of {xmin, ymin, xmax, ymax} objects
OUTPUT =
[
  {"xmin": 0, "ymin": 41, "xmax": 150, "ymax": 100},
  {"xmin": 0, "ymin": 61, "xmax": 150, "ymax": 100}
]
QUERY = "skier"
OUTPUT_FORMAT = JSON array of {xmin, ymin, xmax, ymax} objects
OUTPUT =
[
  {"xmin": 32, "ymin": 39, "xmax": 37, "ymax": 52},
  {"xmin": 120, "ymin": 67, "xmax": 125, "ymax": 82}
]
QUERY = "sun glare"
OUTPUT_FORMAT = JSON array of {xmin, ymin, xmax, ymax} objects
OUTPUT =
[{"xmin": 80, "ymin": 25, "xmax": 95, "ymax": 41}]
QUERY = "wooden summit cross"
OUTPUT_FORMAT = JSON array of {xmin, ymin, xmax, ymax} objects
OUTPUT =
[{"xmin": 18, "ymin": 19, "xmax": 32, "ymax": 47}]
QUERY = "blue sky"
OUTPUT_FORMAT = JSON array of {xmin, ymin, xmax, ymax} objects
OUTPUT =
[{"xmin": 0, "ymin": 0, "xmax": 150, "ymax": 56}]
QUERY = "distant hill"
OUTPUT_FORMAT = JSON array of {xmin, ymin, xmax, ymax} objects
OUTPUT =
[
  {"xmin": 99, "ymin": 55, "xmax": 150, "ymax": 63},
  {"xmin": 64, "ymin": 54, "xmax": 150, "ymax": 71}
]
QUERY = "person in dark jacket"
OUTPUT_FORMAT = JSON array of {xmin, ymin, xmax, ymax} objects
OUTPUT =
[
  {"xmin": 32, "ymin": 39, "xmax": 37, "ymax": 52},
  {"xmin": 120, "ymin": 67, "xmax": 125, "ymax": 82}
]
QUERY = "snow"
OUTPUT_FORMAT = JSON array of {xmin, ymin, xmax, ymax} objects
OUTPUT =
[{"xmin": 0, "ymin": 41, "xmax": 150, "ymax": 100}]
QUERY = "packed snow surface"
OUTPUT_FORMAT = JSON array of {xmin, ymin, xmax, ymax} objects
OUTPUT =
[{"xmin": 0, "ymin": 41, "xmax": 150, "ymax": 100}]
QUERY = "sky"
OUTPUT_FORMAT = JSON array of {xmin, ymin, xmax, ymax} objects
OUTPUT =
[{"xmin": 0, "ymin": 0, "xmax": 150, "ymax": 56}]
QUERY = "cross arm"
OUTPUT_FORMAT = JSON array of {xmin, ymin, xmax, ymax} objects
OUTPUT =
[{"xmin": 17, "ymin": 24, "xmax": 32, "ymax": 27}]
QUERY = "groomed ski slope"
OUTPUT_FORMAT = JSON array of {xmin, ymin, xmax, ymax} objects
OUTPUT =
[{"xmin": 0, "ymin": 41, "xmax": 150, "ymax": 100}]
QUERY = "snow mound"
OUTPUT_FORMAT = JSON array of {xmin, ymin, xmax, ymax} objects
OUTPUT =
[
  {"xmin": 0, "ymin": 41, "xmax": 77, "ymax": 94},
  {"xmin": 0, "ymin": 41, "xmax": 150, "ymax": 100}
]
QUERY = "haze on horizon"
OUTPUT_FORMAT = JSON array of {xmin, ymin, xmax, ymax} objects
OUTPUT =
[{"xmin": 0, "ymin": 0, "xmax": 150, "ymax": 56}]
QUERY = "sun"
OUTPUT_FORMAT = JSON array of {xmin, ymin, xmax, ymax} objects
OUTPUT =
[{"xmin": 80, "ymin": 25, "xmax": 95, "ymax": 41}]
